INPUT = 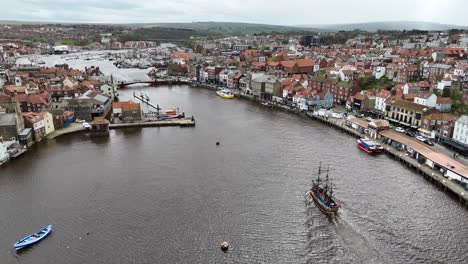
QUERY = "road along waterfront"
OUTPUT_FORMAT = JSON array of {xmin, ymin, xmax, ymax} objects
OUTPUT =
[{"xmin": 1, "ymin": 85, "xmax": 467, "ymax": 264}]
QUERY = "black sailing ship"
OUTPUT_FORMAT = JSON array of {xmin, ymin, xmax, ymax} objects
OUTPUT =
[{"xmin": 306, "ymin": 163, "xmax": 341, "ymax": 214}]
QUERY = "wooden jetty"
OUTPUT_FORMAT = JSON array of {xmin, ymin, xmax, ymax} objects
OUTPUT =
[{"xmin": 110, "ymin": 118, "xmax": 195, "ymax": 129}]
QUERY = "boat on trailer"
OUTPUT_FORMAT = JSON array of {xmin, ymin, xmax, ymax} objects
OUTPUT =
[{"xmin": 14, "ymin": 225, "xmax": 52, "ymax": 250}]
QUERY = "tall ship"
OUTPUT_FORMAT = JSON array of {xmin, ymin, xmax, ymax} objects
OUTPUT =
[
  {"xmin": 306, "ymin": 163, "xmax": 340, "ymax": 214},
  {"xmin": 357, "ymin": 138, "xmax": 384, "ymax": 154}
]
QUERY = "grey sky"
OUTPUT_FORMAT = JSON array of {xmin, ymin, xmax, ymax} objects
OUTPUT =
[{"xmin": 2, "ymin": 0, "xmax": 468, "ymax": 26}]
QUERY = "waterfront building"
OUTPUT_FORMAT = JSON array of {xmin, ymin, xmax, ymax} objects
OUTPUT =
[
  {"xmin": 385, "ymin": 98, "xmax": 426, "ymax": 129},
  {"xmin": 112, "ymin": 100, "xmax": 141, "ymax": 122},
  {"xmin": 251, "ymin": 75, "xmax": 281, "ymax": 101},
  {"xmin": 379, "ymin": 130, "xmax": 468, "ymax": 183},
  {"xmin": 18, "ymin": 128, "xmax": 33, "ymax": 147},
  {"xmin": 346, "ymin": 117, "xmax": 369, "ymax": 135},
  {"xmin": 239, "ymin": 76, "xmax": 251, "ymax": 94},
  {"xmin": 453, "ymin": 115, "xmax": 468, "ymax": 146},
  {"xmin": 350, "ymin": 91, "xmax": 375, "ymax": 112},
  {"xmin": 375, "ymin": 89, "xmax": 392, "ymax": 113},
  {"xmin": 0, "ymin": 106, "xmax": 24, "ymax": 141},
  {"xmin": 421, "ymin": 112, "xmax": 457, "ymax": 140},
  {"xmin": 66, "ymin": 90, "xmax": 112, "ymax": 121},
  {"xmin": 22, "ymin": 112, "xmax": 46, "ymax": 142},
  {"xmin": 90, "ymin": 117, "xmax": 109, "ymax": 137},
  {"xmin": 41, "ymin": 112, "xmax": 55, "ymax": 135},
  {"xmin": 300, "ymin": 89, "xmax": 334, "ymax": 111},
  {"xmin": 368, "ymin": 119, "xmax": 390, "ymax": 139}
]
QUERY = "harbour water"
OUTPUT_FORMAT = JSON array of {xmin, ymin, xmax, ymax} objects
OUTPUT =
[{"xmin": 1, "ymin": 85, "xmax": 467, "ymax": 263}]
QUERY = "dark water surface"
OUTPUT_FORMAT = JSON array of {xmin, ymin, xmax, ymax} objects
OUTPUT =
[{"xmin": 1, "ymin": 85, "xmax": 467, "ymax": 264}]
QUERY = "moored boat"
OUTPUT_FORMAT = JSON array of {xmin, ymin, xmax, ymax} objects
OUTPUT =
[
  {"xmin": 306, "ymin": 163, "xmax": 340, "ymax": 214},
  {"xmin": 216, "ymin": 89, "xmax": 234, "ymax": 99},
  {"xmin": 14, "ymin": 225, "xmax": 52, "ymax": 250},
  {"xmin": 357, "ymin": 138, "xmax": 384, "ymax": 154}
]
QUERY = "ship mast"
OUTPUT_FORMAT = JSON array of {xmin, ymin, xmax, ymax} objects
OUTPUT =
[
  {"xmin": 316, "ymin": 161, "xmax": 322, "ymax": 184},
  {"xmin": 324, "ymin": 165, "xmax": 329, "ymax": 194}
]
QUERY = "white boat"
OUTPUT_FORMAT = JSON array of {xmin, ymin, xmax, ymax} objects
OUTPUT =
[{"xmin": 216, "ymin": 89, "xmax": 234, "ymax": 99}]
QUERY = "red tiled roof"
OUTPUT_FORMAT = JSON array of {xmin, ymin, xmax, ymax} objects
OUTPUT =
[
  {"xmin": 3, "ymin": 85, "xmax": 27, "ymax": 94},
  {"xmin": 21, "ymin": 112, "xmax": 44, "ymax": 124},
  {"xmin": 113, "ymin": 100, "xmax": 138, "ymax": 109},
  {"xmin": 281, "ymin": 61, "xmax": 297, "ymax": 68},
  {"xmin": 296, "ymin": 59, "xmax": 314, "ymax": 67},
  {"xmin": 353, "ymin": 93, "xmax": 366, "ymax": 100},
  {"xmin": 39, "ymin": 67, "xmax": 57, "ymax": 74},
  {"xmin": 13, "ymin": 94, "xmax": 49, "ymax": 105},
  {"xmin": 122, "ymin": 102, "xmax": 141, "ymax": 111},
  {"xmin": 377, "ymin": 89, "xmax": 391, "ymax": 99},
  {"xmin": 436, "ymin": 97, "xmax": 452, "ymax": 104},
  {"xmin": 424, "ymin": 113, "xmax": 456, "ymax": 122}
]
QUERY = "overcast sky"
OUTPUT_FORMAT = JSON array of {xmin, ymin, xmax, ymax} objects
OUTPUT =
[{"xmin": 3, "ymin": 0, "xmax": 468, "ymax": 26}]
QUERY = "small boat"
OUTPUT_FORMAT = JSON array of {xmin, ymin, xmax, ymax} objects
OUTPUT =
[
  {"xmin": 14, "ymin": 225, "xmax": 52, "ymax": 250},
  {"xmin": 357, "ymin": 138, "xmax": 384, "ymax": 154},
  {"xmin": 159, "ymin": 109, "xmax": 185, "ymax": 119},
  {"xmin": 216, "ymin": 89, "xmax": 234, "ymax": 99},
  {"xmin": 306, "ymin": 163, "xmax": 340, "ymax": 214}
]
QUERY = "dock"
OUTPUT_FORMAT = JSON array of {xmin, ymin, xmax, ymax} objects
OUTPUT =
[
  {"xmin": 46, "ymin": 123, "xmax": 86, "ymax": 140},
  {"xmin": 305, "ymin": 113, "xmax": 468, "ymax": 206},
  {"xmin": 109, "ymin": 118, "xmax": 195, "ymax": 129}
]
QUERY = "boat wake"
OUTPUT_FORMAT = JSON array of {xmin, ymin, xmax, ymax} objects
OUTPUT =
[{"xmin": 303, "ymin": 202, "xmax": 383, "ymax": 264}]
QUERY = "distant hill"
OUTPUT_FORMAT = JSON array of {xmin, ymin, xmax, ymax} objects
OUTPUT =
[
  {"xmin": 138, "ymin": 22, "xmax": 319, "ymax": 35},
  {"xmin": 298, "ymin": 21, "xmax": 468, "ymax": 32}
]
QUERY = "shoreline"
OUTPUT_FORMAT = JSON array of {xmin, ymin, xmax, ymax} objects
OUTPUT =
[
  {"xmin": 5, "ymin": 82, "xmax": 467, "ymax": 205},
  {"xmin": 188, "ymin": 83, "xmax": 468, "ymax": 206}
]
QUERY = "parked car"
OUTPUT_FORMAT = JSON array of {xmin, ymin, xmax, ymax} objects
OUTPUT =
[
  {"xmin": 75, "ymin": 118, "xmax": 85, "ymax": 123},
  {"xmin": 395, "ymin": 127, "xmax": 405, "ymax": 133},
  {"xmin": 82, "ymin": 122, "xmax": 91, "ymax": 129},
  {"xmin": 365, "ymin": 117, "xmax": 372, "ymax": 122},
  {"xmin": 405, "ymin": 131, "xmax": 416, "ymax": 137},
  {"xmin": 416, "ymin": 135, "xmax": 426, "ymax": 141},
  {"xmin": 356, "ymin": 113, "xmax": 365, "ymax": 118},
  {"xmin": 424, "ymin": 139, "xmax": 435, "ymax": 146}
]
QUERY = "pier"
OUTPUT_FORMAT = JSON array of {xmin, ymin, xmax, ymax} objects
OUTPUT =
[
  {"xmin": 109, "ymin": 118, "xmax": 195, "ymax": 129},
  {"xmin": 305, "ymin": 112, "xmax": 468, "ymax": 206}
]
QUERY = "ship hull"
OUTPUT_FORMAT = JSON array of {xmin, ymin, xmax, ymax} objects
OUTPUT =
[{"xmin": 307, "ymin": 190, "xmax": 339, "ymax": 214}]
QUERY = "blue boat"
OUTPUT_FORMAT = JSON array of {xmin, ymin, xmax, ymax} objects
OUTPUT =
[{"xmin": 14, "ymin": 225, "xmax": 52, "ymax": 250}]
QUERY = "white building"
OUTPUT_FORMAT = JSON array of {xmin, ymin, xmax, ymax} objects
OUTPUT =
[
  {"xmin": 413, "ymin": 92, "xmax": 437, "ymax": 108},
  {"xmin": 453, "ymin": 115, "xmax": 468, "ymax": 146},
  {"xmin": 42, "ymin": 112, "xmax": 55, "ymax": 135},
  {"xmin": 375, "ymin": 89, "xmax": 392, "ymax": 112},
  {"xmin": 373, "ymin": 66, "xmax": 386, "ymax": 79}
]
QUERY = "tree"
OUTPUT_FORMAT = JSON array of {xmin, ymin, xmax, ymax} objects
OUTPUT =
[{"xmin": 442, "ymin": 87, "xmax": 451, "ymax": 98}]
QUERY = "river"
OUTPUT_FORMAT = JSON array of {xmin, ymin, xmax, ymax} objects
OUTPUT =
[{"xmin": 1, "ymin": 55, "xmax": 467, "ymax": 263}]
